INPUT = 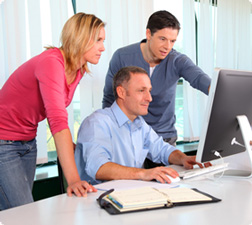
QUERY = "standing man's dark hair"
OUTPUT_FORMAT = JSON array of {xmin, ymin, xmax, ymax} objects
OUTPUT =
[
  {"xmin": 113, "ymin": 66, "xmax": 148, "ymax": 99},
  {"xmin": 147, "ymin": 10, "xmax": 181, "ymax": 35}
]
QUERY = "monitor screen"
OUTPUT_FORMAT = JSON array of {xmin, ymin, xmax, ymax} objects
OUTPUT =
[{"xmin": 196, "ymin": 69, "xmax": 252, "ymax": 165}]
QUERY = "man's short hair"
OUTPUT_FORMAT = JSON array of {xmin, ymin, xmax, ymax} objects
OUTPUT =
[
  {"xmin": 146, "ymin": 10, "xmax": 180, "ymax": 35},
  {"xmin": 113, "ymin": 66, "xmax": 148, "ymax": 99}
]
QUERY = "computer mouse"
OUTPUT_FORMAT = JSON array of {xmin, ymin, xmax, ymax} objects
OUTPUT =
[{"xmin": 165, "ymin": 175, "xmax": 181, "ymax": 183}]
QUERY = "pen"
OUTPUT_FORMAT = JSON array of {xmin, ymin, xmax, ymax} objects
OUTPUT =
[
  {"xmin": 86, "ymin": 182, "xmax": 110, "ymax": 191},
  {"xmin": 88, "ymin": 180, "xmax": 94, "ymax": 192},
  {"xmin": 96, "ymin": 188, "xmax": 111, "ymax": 191},
  {"xmin": 107, "ymin": 195, "xmax": 123, "ymax": 208},
  {"xmin": 96, "ymin": 188, "xmax": 114, "ymax": 206}
]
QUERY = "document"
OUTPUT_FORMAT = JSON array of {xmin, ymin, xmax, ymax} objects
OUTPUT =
[{"xmin": 97, "ymin": 186, "xmax": 221, "ymax": 214}]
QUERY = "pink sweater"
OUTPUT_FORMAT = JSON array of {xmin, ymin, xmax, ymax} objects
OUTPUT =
[{"xmin": 0, "ymin": 48, "xmax": 82, "ymax": 141}]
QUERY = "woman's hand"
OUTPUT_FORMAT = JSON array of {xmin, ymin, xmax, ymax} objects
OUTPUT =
[{"xmin": 67, "ymin": 180, "xmax": 97, "ymax": 197}]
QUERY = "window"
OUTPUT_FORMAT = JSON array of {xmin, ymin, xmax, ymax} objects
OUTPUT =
[{"xmin": 153, "ymin": 0, "xmax": 184, "ymax": 141}]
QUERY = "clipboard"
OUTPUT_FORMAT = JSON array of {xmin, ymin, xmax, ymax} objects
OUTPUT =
[{"xmin": 97, "ymin": 187, "xmax": 221, "ymax": 215}]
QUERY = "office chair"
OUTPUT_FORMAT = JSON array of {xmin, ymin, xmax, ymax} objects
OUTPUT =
[
  {"xmin": 57, "ymin": 145, "xmax": 76, "ymax": 194},
  {"xmin": 144, "ymin": 158, "xmax": 165, "ymax": 169},
  {"xmin": 57, "ymin": 157, "xmax": 67, "ymax": 194}
]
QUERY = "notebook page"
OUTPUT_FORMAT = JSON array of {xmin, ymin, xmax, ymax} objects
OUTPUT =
[
  {"xmin": 109, "ymin": 187, "xmax": 168, "ymax": 208},
  {"xmin": 158, "ymin": 187, "xmax": 211, "ymax": 203}
]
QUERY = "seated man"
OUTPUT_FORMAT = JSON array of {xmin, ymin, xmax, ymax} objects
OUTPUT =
[{"xmin": 75, "ymin": 66, "xmax": 204, "ymax": 184}]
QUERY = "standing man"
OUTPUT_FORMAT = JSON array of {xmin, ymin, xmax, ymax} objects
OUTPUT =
[
  {"xmin": 75, "ymin": 66, "xmax": 204, "ymax": 185},
  {"xmin": 102, "ymin": 10, "xmax": 211, "ymax": 147}
]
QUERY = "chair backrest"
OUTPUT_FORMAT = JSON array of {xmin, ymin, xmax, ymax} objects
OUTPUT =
[{"xmin": 57, "ymin": 157, "xmax": 67, "ymax": 193}]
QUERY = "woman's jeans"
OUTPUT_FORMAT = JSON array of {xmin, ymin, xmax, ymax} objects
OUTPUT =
[{"xmin": 0, "ymin": 139, "xmax": 37, "ymax": 210}]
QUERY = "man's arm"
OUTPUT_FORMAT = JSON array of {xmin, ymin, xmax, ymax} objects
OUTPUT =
[
  {"xmin": 175, "ymin": 53, "xmax": 211, "ymax": 95},
  {"xmin": 142, "ymin": 121, "xmax": 207, "ymax": 171},
  {"xmin": 96, "ymin": 162, "xmax": 179, "ymax": 184},
  {"xmin": 95, "ymin": 150, "xmax": 209, "ymax": 183}
]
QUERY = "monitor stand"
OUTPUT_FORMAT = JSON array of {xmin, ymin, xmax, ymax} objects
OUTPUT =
[{"xmin": 219, "ymin": 115, "xmax": 252, "ymax": 178}]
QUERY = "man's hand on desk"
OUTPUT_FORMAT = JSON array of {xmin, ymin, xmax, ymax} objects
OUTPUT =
[
  {"xmin": 67, "ymin": 180, "xmax": 97, "ymax": 197},
  {"xmin": 169, "ymin": 150, "xmax": 211, "ymax": 170},
  {"xmin": 141, "ymin": 156, "xmax": 212, "ymax": 183},
  {"xmin": 96, "ymin": 162, "xmax": 180, "ymax": 184},
  {"xmin": 181, "ymin": 155, "xmax": 212, "ymax": 170},
  {"xmin": 139, "ymin": 166, "xmax": 179, "ymax": 184}
]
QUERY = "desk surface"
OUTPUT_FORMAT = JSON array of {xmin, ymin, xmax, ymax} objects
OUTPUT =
[{"xmin": 1, "ymin": 177, "xmax": 252, "ymax": 225}]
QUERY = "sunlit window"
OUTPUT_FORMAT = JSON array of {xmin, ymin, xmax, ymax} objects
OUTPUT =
[{"xmin": 154, "ymin": 0, "xmax": 184, "ymax": 141}]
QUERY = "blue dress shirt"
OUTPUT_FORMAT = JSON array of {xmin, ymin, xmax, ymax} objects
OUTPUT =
[{"xmin": 75, "ymin": 102, "xmax": 177, "ymax": 184}]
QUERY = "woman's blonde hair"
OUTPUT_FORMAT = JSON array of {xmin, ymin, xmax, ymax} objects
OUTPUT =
[{"xmin": 60, "ymin": 13, "xmax": 105, "ymax": 74}]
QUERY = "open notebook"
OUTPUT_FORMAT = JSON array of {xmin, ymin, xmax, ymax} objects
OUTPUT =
[{"xmin": 97, "ymin": 186, "xmax": 221, "ymax": 214}]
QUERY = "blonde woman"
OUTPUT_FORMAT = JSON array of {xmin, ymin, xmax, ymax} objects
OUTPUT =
[{"xmin": 0, "ymin": 13, "xmax": 105, "ymax": 210}]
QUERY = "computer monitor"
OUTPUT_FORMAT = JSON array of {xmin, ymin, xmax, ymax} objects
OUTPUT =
[{"xmin": 196, "ymin": 68, "xmax": 252, "ymax": 178}]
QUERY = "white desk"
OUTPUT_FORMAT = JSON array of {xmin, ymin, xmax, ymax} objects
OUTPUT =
[{"xmin": 1, "ymin": 177, "xmax": 252, "ymax": 225}]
